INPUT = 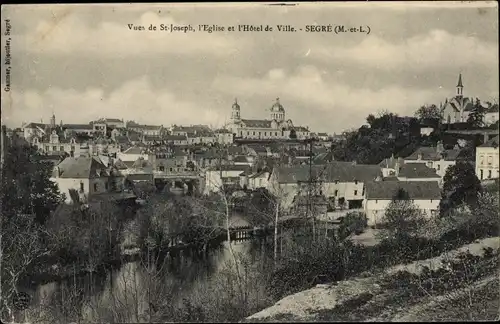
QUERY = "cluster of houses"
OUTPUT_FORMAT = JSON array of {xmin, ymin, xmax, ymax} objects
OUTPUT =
[{"xmin": 1, "ymin": 84, "xmax": 498, "ymax": 227}]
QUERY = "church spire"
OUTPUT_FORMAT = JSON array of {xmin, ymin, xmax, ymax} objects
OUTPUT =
[{"xmin": 456, "ymin": 73, "xmax": 464, "ymax": 97}]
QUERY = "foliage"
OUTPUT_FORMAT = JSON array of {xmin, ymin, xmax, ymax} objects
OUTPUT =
[
  {"xmin": 1, "ymin": 143, "xmax": 64, "ymax": 225},
  {"xmin": 466, "ymin": 99, "xmax": 486, "ymax": 128},
  {"xmin": 332, "ymin": 112, "xmax": 420, "ymax": 164},
  {"xmin": 245, "ymin": 188, "xmax": 276, "ymax": 226},
  {"xmin": 44, "ymin": 202, "xmax": 123, "ymax": 269},
  {"xmin": 338, "ymin": 211, "xmax": 368, "ymax": 240},
  {"xmin": 415, "ymin": 104, "xmax": 442, "ymax": 121},
  {"xmin": 440, "ymin": 161, "xmax": 482, "ymax": 214},
  {"xmin": 0, "ymin": 143, "xmax": 64, "ymax": 321},
  {"xmin": 266, "ymin": 191, "xmax": 498, "ymax": 301},
  {"xmin": 378, "ymin": 189, "xmax": 427, "ymax": 240},
  {"xmin": 289, "ymin": 129, "xmax": 297, "ymax": 139}
]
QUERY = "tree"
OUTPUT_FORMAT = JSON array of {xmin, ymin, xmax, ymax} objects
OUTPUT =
[
  {"xmin": 1, "ymin": 144, "xmax": 64, "ymax": 225},
  {"xmin": 1, "ymin": 143, "xmax": 64, "ymax": 321},
  {"xmin": 415, "ymin": 104, "xmax": 442, "ymax": 121},
  {"xmin": 440, "ymin": 161, "xmax": 482, "ymax": 215},
  {"xmin": 378, "ymin": 189, "xmax": 427, "ymax": 240},
  {"xmin": 466, "ymin": 99, "xmax": 485, "ymax": 128}
]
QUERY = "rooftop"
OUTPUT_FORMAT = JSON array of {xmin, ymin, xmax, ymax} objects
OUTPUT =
[{"xmin": 365, "ymin": 181, "xmax": 441, "ymax": 200}]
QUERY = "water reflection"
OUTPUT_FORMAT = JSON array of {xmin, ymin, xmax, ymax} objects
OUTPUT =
[{"xmin": 20, "ymin": 213, "xmax": 272, "ymax": 323}]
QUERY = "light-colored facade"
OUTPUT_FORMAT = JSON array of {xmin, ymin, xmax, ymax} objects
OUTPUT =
[
  {"xmin": 404, "ymin": 143, "xmax": 459, "ymax": 179},
  {"xmin": 117, "ymin": 147, "xmax": 149, "ymax": 162},
  {"xmin": 364, "ymin": 181, "xmax": 441, "ymax": 226},
  {"xmin": 228, "ymin": 98, "xmax": 310, "ymax": 140},
  {"xmin": 475, "ymin": 136, "xmax": 500, "ymax": 180},
  {"xmin": 247, "ymin": 171, "xmax": 270, "ymax": 190},
  {"xmin": 204, "ymin": 165, "xmax": 250, "ymax": 193},
  {"xmin": 483, "ymin": 104, "xmax": 499, "ymax": 126}
]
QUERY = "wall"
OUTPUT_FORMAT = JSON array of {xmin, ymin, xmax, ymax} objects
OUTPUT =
[
  {"xmin": 204, "ymin": 170, "xmax": 246, "ymax": 193},
  {"xmin": 476, "ymin": 146, "xmax": 500, "ymax": 180},
  {"xmin": 322, "ymin": 181, "xmax": 365, "ymax": 202},
  {"xmin": 51, "ymin": 178, "xmax": 90, "ymax": 203},
  {"xmin": 364, "ymin": 198, "xmax": 440, "ymax": 226}
]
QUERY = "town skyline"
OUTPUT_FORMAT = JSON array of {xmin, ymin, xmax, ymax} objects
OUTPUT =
[{"xmin": 1, "ymin": 2, "xmax": 499, "ymax": 133}]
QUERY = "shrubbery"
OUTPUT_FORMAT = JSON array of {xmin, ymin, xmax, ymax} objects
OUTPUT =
[
  {"xmin": 338, "ymin": 212, "xmax": 368, "ymax": 239},
  {"xmin": 266, "ymin": 197, "xmax": 499, "ymax": 300}
]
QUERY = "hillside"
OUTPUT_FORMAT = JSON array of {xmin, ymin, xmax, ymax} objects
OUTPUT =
[{"xmin": 245, "ymin": 237, "xmax": 500, "ymax": 322}]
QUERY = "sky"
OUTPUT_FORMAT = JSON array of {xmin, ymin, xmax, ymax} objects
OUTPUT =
[{"xmin": 1, "ymin": 2, "xmax": 498, "ymax": 133}]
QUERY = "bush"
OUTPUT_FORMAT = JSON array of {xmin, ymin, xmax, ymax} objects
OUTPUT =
[{"xmin": 338, "ymin": 212, "xmax": 368, "ymax": 239}]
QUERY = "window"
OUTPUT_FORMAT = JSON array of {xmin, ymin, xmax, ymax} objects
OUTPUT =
[
  {"xmin": 170, "ymin": 168, "xmax": 173, "ymax": 172},
  {"xmin": 253, "ymin": 132, "xmax": 255, "ymax": 135},
  {"xmin": 334, "ymin": 190, "xmax": 338, "ymax": 196},
  {"xmin": 488, "ymin": 170, "xmax": 492, "ymax": 178},
  {"xmin": 487, "ymin": 156, "xmax": 493, "ymax": 165},
  {"xmin": 52, "ymin": 146, "xmax": 57, "ymax": 151},
  {"xmin": 105, "ymin": 183, "xmax": 108, "ymax": 190},
  {"xmin": 159, "ymin": 166, "xmax": 165, "ymax": 171},
  {"xmin": 60, "ymin": 146, "xmax": 64, "ymax": 151},
  {"xmin": 93, "ymin": 183, "xmax": 98, "ymax": 192},
  {"xmin": 437, "ymin": 164, "xmax": 441, "ymax": 171},
  {"xmin": 45, "ymin": 145, "xmax": 50, "ymax": 151},
  {"xmin": 354, "ymin": 180, "xmax": 358, "ymax": 185},
  {"xmin": 80, "ymin": 182, "xmax": 84, "ymax": 192},
  {"xmin": 71, "ymin": 145, "xmax": 75, "ymax": 152},
  {"xmin": 354, "ymin": 190, "xmax": 358, "ymax": 196},
  {"xmin": 480, "ymin": 169, "xmax": 484, "ymax": 180},
  {"xmin": 264, "ymin": 132, "xmax": 267, "ymax": 136},
  {"xmin": 480, "ymin": 155, "xmax": 485, "ymax": 165}
]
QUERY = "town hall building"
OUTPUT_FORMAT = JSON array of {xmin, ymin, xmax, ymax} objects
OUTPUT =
[{"xmin": 228, "ymin": 98, "xmax": 310, "ymax": 140}]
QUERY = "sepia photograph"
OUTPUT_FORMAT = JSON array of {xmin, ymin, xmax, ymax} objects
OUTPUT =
[{"xmin": 1, "ymin": 1, "xmax": 499, "ymax": 323}]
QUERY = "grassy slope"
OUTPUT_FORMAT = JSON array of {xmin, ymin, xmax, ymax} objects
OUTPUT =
[{"xmin": 245, "ymin": 237, "xmax": 500, "ymax": 322}]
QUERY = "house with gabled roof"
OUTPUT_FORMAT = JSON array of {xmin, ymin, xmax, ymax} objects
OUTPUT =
[
  {"xmin": 404, "ymin": 141, "xmax": 461, "ymax": 178},
  {"xmin": 364, "ymin": 181, "xmax": 441, "ymax": 226},
  {"xmin": 268, "ymin": 161, "xmax": 383, "ymax": 210},
  {"xmin": 51, "ymin": 156, "xmax": 123, "ymax": 204}
]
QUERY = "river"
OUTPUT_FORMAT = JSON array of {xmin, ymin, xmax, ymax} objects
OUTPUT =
[{"xmin": 16, "ymin": 212, "xmax": 274, "ymax": 323}]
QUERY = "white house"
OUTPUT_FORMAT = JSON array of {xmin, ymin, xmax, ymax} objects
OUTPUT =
[
  {"xmin": 404, "ymin": 142, "xmax": 460, "ymax": 178},
  {"xmin": 483, "ymin": 104, "xmax": 499, "ymax": 126},
  {"xmin": 364, "ymin": 181, "xmax": 441, "ymax": 226},
  {"xmin": 215, "ymin": 128, "xmax": 234, "ymax": 145},
  {"xmin": 51, "ymin": 156, "xmax": 122, "ymax": 204},
  {"xmin": 204, "ymin": 165, "xmax": 251, "ymax": 193},
  {"xmin": 267, "ymin": 162, "xmax": 382, "ymax": 211},
  {"xmin": 247, "ymin": 170, "xmax": 270, "ymax": 190},
  {"xmin": 475, "ymin": 135, "xmax": 499, "ymax": 180}
]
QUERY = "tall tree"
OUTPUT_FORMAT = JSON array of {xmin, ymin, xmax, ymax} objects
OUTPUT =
[
  {"xmin": 415, "ymin": 104, "xmax": 442, "ymax": 121},
  {"xmin": 440, "ymin": 161, "xmax": 482, "ymax": 215},
  {"xmin": 466, "ymin": 99, "xmax": 485, "ymax": 128},
  {"xmin": 1, "ymin": 143, "xmax": 64, "ymax": 225}
]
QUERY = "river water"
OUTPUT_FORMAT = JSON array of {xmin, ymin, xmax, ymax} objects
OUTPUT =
[{"xmin": 17, "ymin": 212, "xmax": 273, "ymax": 323}]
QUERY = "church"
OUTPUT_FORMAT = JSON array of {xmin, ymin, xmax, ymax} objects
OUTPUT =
[
  {"xmin": 440, "ymin": 74, "xmax": 475, "ymax": 124},
  {"xmin": 228, "ymin": 98, "xmax": 311, "ymax": 140}
]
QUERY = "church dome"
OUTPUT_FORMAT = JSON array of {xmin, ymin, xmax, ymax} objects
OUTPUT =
[
  {"xmin": 232, "ymin": 98, "xmax": 240, "ymax": 110},
  {"xmin": 271, "ymin": 98, "xmax": 285, "ymax": 112}
]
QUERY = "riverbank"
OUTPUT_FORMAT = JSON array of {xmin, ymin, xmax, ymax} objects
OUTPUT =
[{"xmin": 244, "ymin": 237, "xmax": 500, "ymax": 322}]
